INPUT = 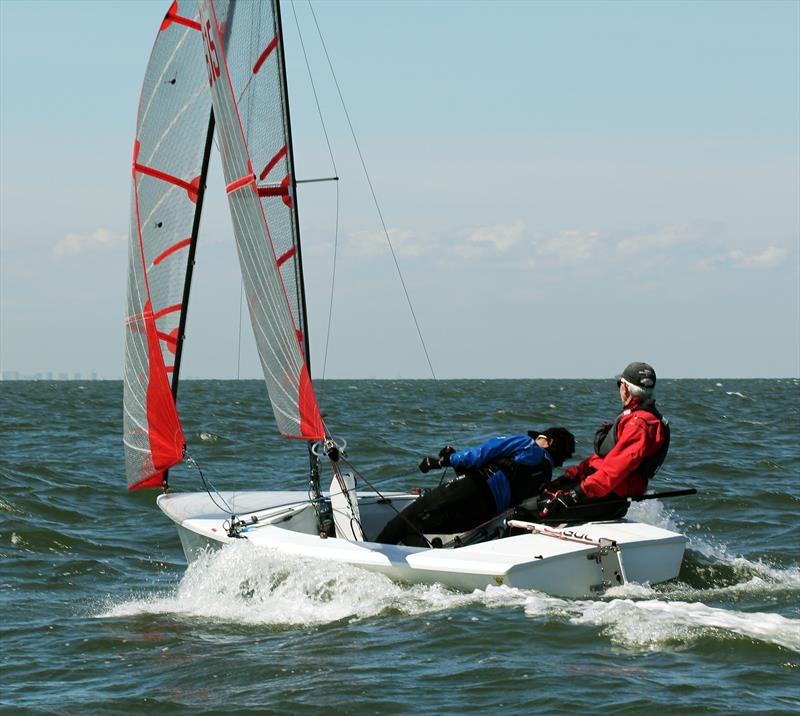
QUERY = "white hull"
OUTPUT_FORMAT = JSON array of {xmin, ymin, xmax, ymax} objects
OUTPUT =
[{"xmin": 158, "ymin": 490, "xmax": 686, "ymax": 598}]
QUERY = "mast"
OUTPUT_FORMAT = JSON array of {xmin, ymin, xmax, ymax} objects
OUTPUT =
[
  {"xmin": 159, "ymin": 111, "xmax": 214, "ymax": 489},
  {"xmin": 172, "ymin": 0, "xmax": 234, "ymax": 401},
  {"xmin": 273, "ymin": 0, "xmax": 324, "ymax": 499},
  {"xmin": 170, "ymin": 112, "xmax": 216, "ymax": 398}
]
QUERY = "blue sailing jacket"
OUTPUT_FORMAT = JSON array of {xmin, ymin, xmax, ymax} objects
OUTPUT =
[{"xmin": 448, "ymin": 435, "xmax": 554, "ymax": 512}]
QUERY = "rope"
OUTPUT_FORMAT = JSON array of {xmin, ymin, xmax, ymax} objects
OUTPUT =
[
  {"xmin": 339, "ymin": 454, "xmax": 432, "ymax": 548},
  {"xmin": 329, "ymin": 458, "xmax": 367, "ymax": 539},
  {"xmin": 439, "ymin": 507, "xmax": 517, "ymax": 549},
  {"xmin": 306, "ymin": 0, "xmax": 438, "ymax": 382}
]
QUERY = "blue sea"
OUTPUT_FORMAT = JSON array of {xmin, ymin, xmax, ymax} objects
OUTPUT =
[{"xmin": 1, "ymin": 378, "xmax": 798, "ymax": 714}]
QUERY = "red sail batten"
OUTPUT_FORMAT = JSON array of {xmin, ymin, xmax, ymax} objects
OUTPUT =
[
  {"xmin": 152, "ymin": 303, "xmax": 182, "ymax": 321},
  {"xmin": 259, "ymin": 145, "xmax": 287, "ymax": 180},
  {"xmin": 256, "ymin": 174, "xmax": 293, "ymax": 207},
  {"xmin": 134, "ymin": 162, "xmax": 199, "ymax": 201},
  {"xmin": 161, "ymin": 1, "xmax": 201, "ymax": 31},
  {"xmin": 256, "ymin": 185, "xmax": 287, "ymax": 197},
  {"xmin": 252, "ymin": 36, "xmax": 278, "ymax": 74},
  {"xmin": 153, "ymin": 238, "xmax": 192, "ymax": 266},
  {"xmin": 226, "ymin": 173, "xmax": 256, "ymax": 194},
  {"xmin": 276, "ymin": 246, "xmax": 296, "ymax": 267}
]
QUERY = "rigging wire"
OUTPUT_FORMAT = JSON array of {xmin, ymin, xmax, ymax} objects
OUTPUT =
[
  {"xmin": 236, "ymin": 280, "xmax": 244, "ymax": 379},
  {"xmin": 289, "ymin": 0, "xmax": 340, "ymax": 391},
  {"xmin": 306, "ymin": 0, "xmax": 438, "ymax": 382},
  {"xmin": 185, "ymin": 451, "xmax": 235, "ymax": 516}
]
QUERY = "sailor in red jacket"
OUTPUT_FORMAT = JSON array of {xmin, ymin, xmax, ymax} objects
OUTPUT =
[{"xmin": 539, "ymin": 362, "xmax": 670, "ymax": 522}]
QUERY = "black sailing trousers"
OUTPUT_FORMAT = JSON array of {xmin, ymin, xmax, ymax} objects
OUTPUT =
[{"xmin": 376, "ymin": 473, "xmax": 498, "ymax": 547}]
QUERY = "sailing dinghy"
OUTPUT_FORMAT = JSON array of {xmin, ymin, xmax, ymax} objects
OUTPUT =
[{"xmin": 124, "ymin": 0, "xmax": 687, "ymax": 598}]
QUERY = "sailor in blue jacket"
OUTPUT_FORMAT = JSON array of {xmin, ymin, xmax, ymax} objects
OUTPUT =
[{"xmin": 376, "ymin": 427, "xmax": 575, "ymax": 547}]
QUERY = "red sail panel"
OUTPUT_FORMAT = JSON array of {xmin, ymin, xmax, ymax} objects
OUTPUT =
[
  {"xmin": 132, "ymin": 301, "xmax": 185, "ymax": 489},
  {"xmin": 124, "ymin": 0, "xmax": 214, "ymax": 488},
  {"xmin": 199, "ymin": 0, "xmax": 324, "ymax": 440}
]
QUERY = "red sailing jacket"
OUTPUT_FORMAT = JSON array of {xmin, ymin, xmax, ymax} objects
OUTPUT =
[{"xmin": 563, "ymin": 398, "xmax": 669, "ymax": 499}]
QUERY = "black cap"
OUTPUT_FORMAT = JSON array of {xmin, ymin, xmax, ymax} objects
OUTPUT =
[
  {"xmin": 617, "ymin": 361, "xmax": 656, "ymax": 390},
  {"xmin": 528, "ymin": 427, "xmax": 576, "ymax": 467}
]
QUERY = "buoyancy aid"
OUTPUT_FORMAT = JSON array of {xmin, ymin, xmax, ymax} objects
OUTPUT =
[
  {"xmin": 593, "ymin": 399, "xmax": 670, "ymax": 482},
  {"xmin": 483, "ymin": 455, "xmax": 553, "ymax": 509}
]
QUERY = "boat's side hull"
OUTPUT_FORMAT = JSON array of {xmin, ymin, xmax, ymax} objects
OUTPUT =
[{"xmin": 158, "ymin": 491, "xmax": 686, "ymax": 598}]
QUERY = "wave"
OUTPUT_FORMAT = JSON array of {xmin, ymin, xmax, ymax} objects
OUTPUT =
[
  {"xmin": 628, "ymin": 498, "xmax": 800, "ymax": 595},
  {"xmin": 98, "ymin": 542, "xmax": 493, "ymax": 627},
  {"xmin": 98, "ymin": 532, "xmax": 800, "ymax": 654},
  {"xmin": 547, "ymin": 594, "xmax": 800, "ymax": 652}
]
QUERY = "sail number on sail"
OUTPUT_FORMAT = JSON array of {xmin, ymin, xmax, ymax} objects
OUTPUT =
[{"xmin": 201, "ymin": 20, "xmax": 220, "ymax": 87}]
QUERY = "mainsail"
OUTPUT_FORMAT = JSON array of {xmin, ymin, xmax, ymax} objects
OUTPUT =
[
  {"xmin": 199, "ymin": 0, "xmax": 325, "ymax": 440},
  {"xmin": 124, "ymin": 0, "xmax": 218, "ymax": 489}
]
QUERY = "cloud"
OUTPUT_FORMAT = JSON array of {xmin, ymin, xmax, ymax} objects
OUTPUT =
[
  {"xmin": 340, "ymin": 221, "xmax": 787, "ymax": 277},
  {"xmin": 734, "ymin": 246, "xmax": 788, "ymax": 269},
  {"xmin": 691, "ymin": 245, "xmax": 788, "ymax": 271},
  {"xmin": 535, "ymin": 229, "xmax": 603, "ymax": 264},
  {"xmin": 53, "ymin": 228, "xmax": 125, "ymax": 258},
  {"xmin": 346, "ymin": 222, "xmax": 527, "ymax": 261},
  {"xmin": 454, "ymin": 221, "xmax": 526, "ymax": 259},
  {"xmin": 346, "ymin": 228, "xmax": 425, "ymax": 258},
  {"xmin": 615, "ymin": 222, "xmax": 721, "ymax": 256}
]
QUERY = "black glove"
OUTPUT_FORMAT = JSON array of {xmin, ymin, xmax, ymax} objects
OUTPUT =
[
  {"xmin": 438, "ymin": 445, "xmax": 456, "ymax": 466},
  {"xmin": 418, "ymin": 456, "xmax": 441, "ymax": 473},
  {"xmin": 538, "ymin": 485, "xmax": 585, "ymax": 518},
  {"xmin": 419, "ymin": 446, "xmax": 457, "ymax": 473}
]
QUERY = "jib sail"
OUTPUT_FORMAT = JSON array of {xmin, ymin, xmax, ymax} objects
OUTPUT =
[{"xmin": 123, "ymin": 0, "xmax": 220, "ymax": 489}]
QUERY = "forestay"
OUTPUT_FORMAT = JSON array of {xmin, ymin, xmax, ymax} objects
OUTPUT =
[
  {"xmin": 124, "ymin": 0, "xmax": 220, "ymax": 489},
  {"xmin": 198, "ymin": 0, "xmax": 325, "ymax": 440}
]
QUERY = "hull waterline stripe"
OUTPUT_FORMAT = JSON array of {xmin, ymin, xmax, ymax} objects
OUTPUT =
[
  {"xmin": 276, "ymin": 246, "xmax": 296, "ymax": 267},
  {"xmin": 153, "ymin": 238, "xmax": 192, "ymax": 266},
  {"xmin": 252, "ymin": 36, "xmax": 279, "ymax": 74},
  {"xmin": 152, "ymin": 303, "xmax": 183, "ymax": 321},
  {"xmin": 259, "ymin": 145, "xmax": 287, "ymax": 180},
  {"xmin": 226, "ymin": 173, "xmax": 256, "ymax": 194}
]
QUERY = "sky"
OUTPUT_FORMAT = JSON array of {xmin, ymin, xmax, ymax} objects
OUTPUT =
[{"xmin": 1, "ymin": 0, "xmax": 798, "ymax": 380}]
